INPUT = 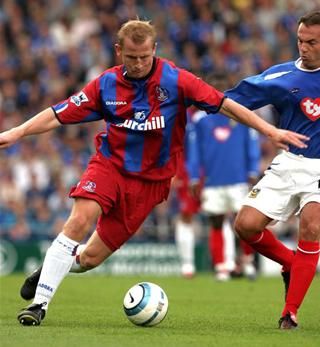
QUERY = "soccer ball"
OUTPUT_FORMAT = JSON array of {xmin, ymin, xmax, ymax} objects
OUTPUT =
[{"xmin": 123, "ymin": 282, "xmax": 169, "ymax": 327}]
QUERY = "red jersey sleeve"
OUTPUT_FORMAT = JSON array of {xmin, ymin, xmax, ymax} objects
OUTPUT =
[
  {"xmin": 179, "ymin": 69, "xmax": 225, "ymax": 114},
  {"xmin": 52, "ymin": 77, "xmax": 104, "ymax": 124}
]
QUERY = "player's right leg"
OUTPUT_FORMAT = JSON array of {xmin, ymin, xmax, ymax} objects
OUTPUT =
[{"xmin": 18, "ymin": 198, "xmax": 102, "ymax": 326}]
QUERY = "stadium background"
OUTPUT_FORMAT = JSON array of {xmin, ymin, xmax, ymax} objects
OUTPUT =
[{"xmin": 1, "ymin": 0, "xmax": 319, "ymax": 275}]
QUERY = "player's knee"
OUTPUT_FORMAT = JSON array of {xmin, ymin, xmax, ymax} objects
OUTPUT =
[
  {"xmin": 234, "ymin": 213, "xmax": 258, "ymax": 240},
  {"xmin": 234, "ymin": 215, "xmax": 246, "ymax": 238},
  {"xmin": 299, "ymin": 220, "xmax": 320, "ymax": 241}
]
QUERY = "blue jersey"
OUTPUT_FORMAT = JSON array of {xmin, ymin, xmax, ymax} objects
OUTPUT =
[
  {"xmin": 225, "ymin": 59, "xmax": 320, "ymax": 158},
  {"xmin": 184, "ymin": 111, "xmax": 198, "ymax": 177},
  {"xmin": 188, "ymin": 111, "xmax": 261, "ymax": 187}
]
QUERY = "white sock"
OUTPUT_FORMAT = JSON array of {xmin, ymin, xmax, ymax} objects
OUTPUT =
[
  {"xmin": 70, "ymin": 244, "xmax": 88, "ymax": 273},
  {"xmin": 175, "ymin": 219, "xmax": 195, "ymax": 268},
  {"xmin": 33, "ymin": 233, "xmax": 79, "ymax": 310}
]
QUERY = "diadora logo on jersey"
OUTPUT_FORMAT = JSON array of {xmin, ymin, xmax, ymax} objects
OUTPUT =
[
  {"xmin": 213, "ymin": 126, "xmax": 231, "ymax": 142},
  {"xmin": 156, "ymin": 86, "xmax": 169, "ymax": 101},
  {"xmin": 82, "ymin": 180, "xmax": 96, "ymax": 193},
  {"xmin": 134, "ymin": 110, "xmax": 147, "ymax": 121},
  {"xmin": 264, "ymin": 71, "xmax": 292, "ymax": 80},
  {"xmin": 300, "ymin": 97, "xmax": 320, "ymax": 121},
  {"xmin": 117, "ymin": 116, "xmax": 165, "ymax": 131},
  {"xmin": 105, "ymin": 100, "xmax": 127, "ymax": 105},
  {"xmin": 70, "ymin": 91, "xmax": 89, "ymax": 106}
]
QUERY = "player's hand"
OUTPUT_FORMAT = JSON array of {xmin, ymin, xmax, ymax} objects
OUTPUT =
[
  {"xmin": 248, "ymin": 176, "xmax": 259, "ymax": 187},
  {"xmin": 189, "ymin": 182, "xmax": 201, "ymax": 199},
  {"xmin": 268, "ymin": 129, "xmax": 309, "ymax": 151},
  {"xmin": 0, "ymin": 128, "xmax": 24, "ymax": 149}
]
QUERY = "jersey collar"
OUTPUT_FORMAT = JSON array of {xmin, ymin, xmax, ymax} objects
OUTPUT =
[{"xmin": 295, "ymin": 58, "xmax": 320, "ymax": 72}]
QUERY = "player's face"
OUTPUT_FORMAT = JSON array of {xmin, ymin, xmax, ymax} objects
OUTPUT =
[
  {"xmin": 297, "ymin": 23, "xmax": 320, "ymax": 69},
  {"xmin": 115, "ymin": 37, "xmax": 156, "ymax": 79}
]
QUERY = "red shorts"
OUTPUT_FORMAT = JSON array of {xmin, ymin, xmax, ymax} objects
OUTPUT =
[{"xmin": 69, "ymin": 154, "xmax": 171, "ymax": 251}]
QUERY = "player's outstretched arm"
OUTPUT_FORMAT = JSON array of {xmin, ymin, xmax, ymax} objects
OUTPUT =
[
  {"xmin": 0, "ymin": 108, "xmax": 61, "ymax": 149},
  {"xmin": 220, "ymin": 98, "xmax": 309, "ymax": 150}
]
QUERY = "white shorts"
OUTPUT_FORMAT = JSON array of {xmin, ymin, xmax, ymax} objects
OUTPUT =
[
  {"xmin": 201, "ymin": 183, "xmax": 249, "ymax": 215},
  {"xmin": 244, "ymin": 151, "xmax": 320, "ymax": 222}
]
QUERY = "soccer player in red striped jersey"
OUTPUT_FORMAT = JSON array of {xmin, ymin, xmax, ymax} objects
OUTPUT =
[{"xmin": 0, "ymin": 19, "xmax": 309, "ymax": 326}]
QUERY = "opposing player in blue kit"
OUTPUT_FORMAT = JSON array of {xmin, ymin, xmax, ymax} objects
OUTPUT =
[
  {"xmin": 188, "ymin": 74, "xmax": 260, "ymax": 281},
  {"xmin": 226, "ymin": 11, "xmax": 320, "ymax": 329},
  {"xmin": 189, "ymin": 106, "xmax": 260, "ymax": 281}
]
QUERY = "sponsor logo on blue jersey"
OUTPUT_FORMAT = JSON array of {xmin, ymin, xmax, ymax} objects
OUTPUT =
[{"xmin": 301, "ymin": 97, "xmax": 320, "ymax": 120}]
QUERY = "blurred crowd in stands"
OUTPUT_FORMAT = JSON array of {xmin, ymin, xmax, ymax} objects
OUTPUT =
[{"xmin": 1, "ymin": 0, "xmax": 317, "ymax": 243}]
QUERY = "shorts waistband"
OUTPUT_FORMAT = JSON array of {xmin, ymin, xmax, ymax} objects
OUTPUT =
[{"xmin": 282, "ymin": 150, "xmax": 320, "ymax": 164}]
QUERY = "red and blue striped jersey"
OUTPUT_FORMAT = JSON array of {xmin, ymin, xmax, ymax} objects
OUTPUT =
[{"xmin": 52, "ymin": 57, "xmax": 224, "ymax": 180}]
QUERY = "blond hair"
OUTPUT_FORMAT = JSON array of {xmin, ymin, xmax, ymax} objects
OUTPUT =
[{"xmin": 117, "ymin": 20, "xmax": 157, "ymax": 47}]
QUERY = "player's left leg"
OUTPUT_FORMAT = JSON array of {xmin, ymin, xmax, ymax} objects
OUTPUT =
[{"xmin": 279, "ymin": 202, "xmax": 320, "ymax": 329}]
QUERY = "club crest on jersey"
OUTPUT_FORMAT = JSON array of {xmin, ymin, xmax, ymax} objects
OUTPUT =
[
  {"xmin": 300, "ymin": 97, "xmax": 320, "ymax": 121},
  {"xmin": 156, "ymin": 86, "xmax": 169, "ymax": 102},
  {"xmin": 82, "ymin": 181, "xmax": 96, "ymax": 193},
  {"xmin": 71, "ymin": 91, "xmax": 89, "ymax": 106},
  {"xmin": 248, "ymin": 188, "xmax": 260, "ymax": 198},
  {"xmin": 134, "ymin": 110, "xmax": 147, "ymax": 121}
]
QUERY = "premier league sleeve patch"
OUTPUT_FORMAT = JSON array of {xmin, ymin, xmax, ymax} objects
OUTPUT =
[{"xmin": 70, "ymin": 91, "xmax": 89, "ymax": 106}]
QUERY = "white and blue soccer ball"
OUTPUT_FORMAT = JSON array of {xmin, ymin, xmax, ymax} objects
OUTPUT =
[{"xmin": 123, "ymin": 282, "xmax": 169, "ymax": 327}]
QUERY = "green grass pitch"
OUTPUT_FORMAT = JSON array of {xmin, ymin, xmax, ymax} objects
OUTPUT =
[{"xmin": 1, "ymin": 273, "xmax": 319, "ymax": 347}]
